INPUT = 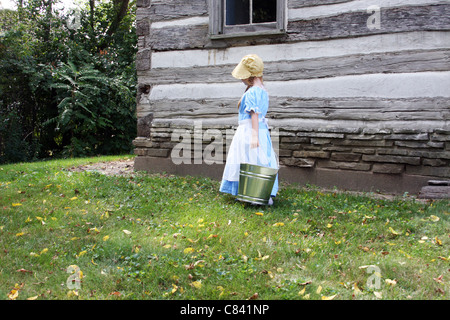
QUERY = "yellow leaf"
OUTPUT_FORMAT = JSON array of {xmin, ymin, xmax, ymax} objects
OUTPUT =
[
  {"xmin": 385, "ymin": 279, "xmax": 397, "ymax": 286},
  {"xmin": 16, "ymin": 232, "xmax": 25, "ymax": 237},
  {"xmin": 255, "ymin": 212, "xmax": 264, "ymax": 216},
  {"xmin": 103, "ymin": 235, "xmax": 110, "ymax": 241},
  {"xmin": 122, "ymin": 230, "xmax": 131, "ymax": 235},
  {"xmin": 30, "ymin": 252, "xmax": 39, "ymax": 257},
  {"xmin": 316, "ymin": 285, "xmax": 322, "ymax": 294},
  {"xmin": 12, "ymin": 203, "xmax": 22, "ymax": 207},
  {"xmin": 435, "ymin": 237, "xmax": 442, "ymax": 246},
  {"xmin": 184, "ymin": 247, "xmax": 195, "ymax": 254},
  {"xmin": 321, "ymin": 294, "xmax": 337, "ymax": 300},
  {"xmin": 389, "ymin": 227, "xmax": 401, "ymax": 235},
  {"xmin": 191, "ymin": 281, "xmax": 202, "ymax": 289},
  {"xmin": 327, "ymin": 223, "xmax": 333, "ymax": 228},
  {"xmin": 7, "ymin": 289, "xmax": 19, "ymax": 300},
  {"xmin": 27, "ymin": 296, "xmax": 39, "ymax": 300},
  {"xmin": 163, "ymin": 244, "xmax": 172, "ymax": 249},
  {"xmin": 70, "ymin": 197, "xmax": 77, "ymax": 201},
  {"xmin": 67, "ymin": 290, "xmax": 79, "ymax": 297},
  {"xmin": 77, "ymin": 250, "xmax": 87, "ymax": 257},
  {"xmin": 272, "ymin": 222, "xmax": 284, "ymax": 227},
  {"xmin": 298, "ymin": 287, "xmax": 306, "ymax": 296},
  {"xmin": 40, "ymin": 248, "xmax": 48, "ymax": 255},
  {"xmin": 430, "ymin": 215, "xmax": 440, "ymax": 222},
  {"xmin": 353, "ymin": 283, "xmax": 362, "ymax": 296}
]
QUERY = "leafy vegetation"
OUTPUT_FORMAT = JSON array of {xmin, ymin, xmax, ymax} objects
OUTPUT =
[
  {"xmin": 0, "ymin": 0, "xmax": 137, "ymax": 163},
  {"xmin": 1, "ymin": 156, "xmax": 449, "ymax": 300}
]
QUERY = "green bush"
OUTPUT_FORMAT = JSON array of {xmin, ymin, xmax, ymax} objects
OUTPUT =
[{"xmin": 0, "ymin": 0, "xmax": 137, "ymax": 163}]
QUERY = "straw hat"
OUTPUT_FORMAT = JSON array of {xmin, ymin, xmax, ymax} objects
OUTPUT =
[{"xmin": 231, "ymin": 54, "xmax": 264, "ymax": 79}]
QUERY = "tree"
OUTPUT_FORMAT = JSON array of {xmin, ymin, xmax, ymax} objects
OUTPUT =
[{"xmin": 0, "ymin": 0, "xmax": 137, "ymax": 163}]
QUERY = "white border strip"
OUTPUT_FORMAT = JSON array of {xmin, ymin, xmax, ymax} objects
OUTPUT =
[
  {"xmin": 151, "ymin": 31, "xmax": 450, "ymax": 68},
  {"xmin": 149, "ymin": 72, "xmax": 450, "ymax": 100},
  {"xmin": 289, "ymin": 0, "xmax": 448, "ymax": 21}
]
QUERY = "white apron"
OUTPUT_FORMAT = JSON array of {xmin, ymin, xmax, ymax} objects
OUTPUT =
[{"xmin": 222, "ymin": 117, "xmax": 278, "ymax": 183}]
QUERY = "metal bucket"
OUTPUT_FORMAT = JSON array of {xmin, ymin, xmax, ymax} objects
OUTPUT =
[{"xmin": 237, "ymin": 163, "xmax": 278, "ymax": 205}]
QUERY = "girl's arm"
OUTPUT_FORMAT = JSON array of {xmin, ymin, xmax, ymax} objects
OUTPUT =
[{"xmin": 250, "ymin": 111, "xmax": 259, "ymax": 149}]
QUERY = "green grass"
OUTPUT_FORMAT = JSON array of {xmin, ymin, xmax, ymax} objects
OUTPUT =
[{"xmin": 0, "ymin": 155, "xmax": 449, "ymax": 300}]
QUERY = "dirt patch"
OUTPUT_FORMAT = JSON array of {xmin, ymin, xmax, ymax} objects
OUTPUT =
[{"xmin": 67, "ymin": 158, "xmax": 136, "ymax": 176}]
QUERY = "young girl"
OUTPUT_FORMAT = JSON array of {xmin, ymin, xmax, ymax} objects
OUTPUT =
[{"xmin": 219, "ymin": 54, "xmax": 279, "ymax": 205}]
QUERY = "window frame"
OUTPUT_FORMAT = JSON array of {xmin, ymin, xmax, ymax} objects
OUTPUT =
[{"xmin": 209, "ymin": 0, "xmax": 286, "ymax": 39}]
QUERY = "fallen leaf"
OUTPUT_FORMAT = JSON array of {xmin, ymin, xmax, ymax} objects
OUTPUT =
[
  {"xmin": 16, "ymin": 268, "xmax": 32, "ymax": 274},
  {"xmin": 430, "ymin": 215, "xmax": 440, "ymax": 222},
  {"xmin": 255, "ymin": 212, "xmax": 264, "ymax": 216},
  {"xmin": 122, "ymin": 230, "xmax": 131, "ymax": 235},
  {"xmin": 389, "ymin": 227, "xmax": 401, "ymax": 235},
  {"xmin": 316, "ymin": 285, "xmax": 322, "ymax": 294},
  {"xmin": 433, "ymin": 275, "xmax": 443, "ymax": 284},
  {"xmin": 184, "ymin": 247, "xmax": 195, "ymax": 254},
  {"xmin": 435, "ymin": 237, "xmax": 442, "ymax": 246},
  {"xmin": 272, "ymin": 222, "xmax": 284, "ymax": 227},
  {"xmin": 27, "ymin": 296, "xmax": 39, "ymax": 300},
  {"xmin": 248, "ymin": 292, "xmax": 259, "ymax": 300},
  {"xmin": 7, "ymin": 289, "xmax": 19, "ymax": 300},
  {"xmin": 385, "ymin": 279, "xmax": 397, "ymax": 286},
  {"xmin": 191, "ymin": 281, "xmax": 202, "ymax": 289},
  {"xmin": 12, "ymin": 203, "xmax": 22, "ymax": 207},
  {"xmin": 353, "ymin": 283, "xmax": 362, "ymax": 296},
  {"xmin": 321, "ymin": 294, "xmax": 337, "ymax": 300}
]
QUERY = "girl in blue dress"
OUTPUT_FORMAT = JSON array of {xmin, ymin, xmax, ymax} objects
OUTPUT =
[{"xmin": 219, "ymin": 54, "xmax": 279, "ymax": 205}]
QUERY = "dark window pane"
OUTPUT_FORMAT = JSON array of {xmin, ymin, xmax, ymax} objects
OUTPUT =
[
  {"xmin": 253, "ymin": 0, "xmax": 277, "ymax": 23},
  {"xmin": 226, "ymin": 0, "xmax": 250, "ymax": 25}
]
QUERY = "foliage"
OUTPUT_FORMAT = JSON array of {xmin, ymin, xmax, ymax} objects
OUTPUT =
[
  {"xmin": 0, "ymin": 0, "xmax": 137, "ymax": 163},
  {"xmin": 0, "ymin": 156, "xmax": 449, "ymax": 301}
]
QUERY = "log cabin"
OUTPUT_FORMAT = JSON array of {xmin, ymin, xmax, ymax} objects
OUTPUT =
[{"xmin": 133, "ymin": 0, "xmax": 450, "ymax": 195}]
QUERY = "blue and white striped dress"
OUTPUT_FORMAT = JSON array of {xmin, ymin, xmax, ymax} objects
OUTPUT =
[{"xmin": 219, "ymin": 85, "xmax": 279, "ymax": 197}]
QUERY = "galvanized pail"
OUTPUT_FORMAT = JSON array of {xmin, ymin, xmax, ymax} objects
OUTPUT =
[{"xmin": 237, "ymin": 163, "xmax": 278, "ymax": 205}]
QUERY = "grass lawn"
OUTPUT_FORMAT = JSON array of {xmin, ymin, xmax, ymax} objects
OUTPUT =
[{"xmin": 0, "ymin": 155, "xmax": 449, "ymax": 300}]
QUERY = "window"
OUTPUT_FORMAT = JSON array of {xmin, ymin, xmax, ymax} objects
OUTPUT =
[{"xmin": 210, "ymin": 0, "xmax": 286, "ymax": 38}]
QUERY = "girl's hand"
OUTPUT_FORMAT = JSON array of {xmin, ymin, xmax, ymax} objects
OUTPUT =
[{"xmin": 251, "ymin": 130, "xmax": 260, "ymax": 149}]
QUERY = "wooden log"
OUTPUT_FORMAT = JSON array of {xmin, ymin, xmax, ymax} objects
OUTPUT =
[
  {"xmin": 289, "ymin": 0, "xmax": 352, "ymax": 9},
  {"xmin": 140, "ymin": 49, "xmax": 450, "ymax": 84}
]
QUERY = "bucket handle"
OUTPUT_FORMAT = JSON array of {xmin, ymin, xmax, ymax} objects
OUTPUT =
[{"xmin": 248, "ymin": 145, "xmax": 278, "ymax": 169}]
